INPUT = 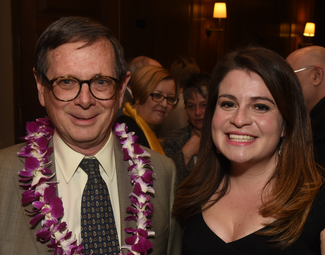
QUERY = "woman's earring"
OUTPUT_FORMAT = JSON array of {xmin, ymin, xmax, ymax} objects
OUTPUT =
[{"xmin": 278, "ymin": 139, "xmax": 285, "ymax": 156}]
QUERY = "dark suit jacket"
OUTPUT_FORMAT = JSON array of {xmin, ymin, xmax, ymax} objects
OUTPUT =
[
  {"xmin": 310, "ymin": 97, "xmax": 325, "ymax": 170},
  {"xmin": 0, "ymin": 133, "xmax": 182, "ymax": 255}
]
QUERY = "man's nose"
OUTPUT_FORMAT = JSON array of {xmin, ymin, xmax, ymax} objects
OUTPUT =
[{"xmin": 73, "ymin": 83, "xmax": 96, "ymax": 108}]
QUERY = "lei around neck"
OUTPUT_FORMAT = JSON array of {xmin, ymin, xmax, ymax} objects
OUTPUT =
[{"xmin": 18, "ymin": 117, "xmax": 155, "ymax": 255}]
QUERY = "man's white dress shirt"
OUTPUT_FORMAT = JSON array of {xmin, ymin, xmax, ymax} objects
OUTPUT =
[{"xmin": 53, "ymin": 131, "xmax": 121, "ymax": 244}]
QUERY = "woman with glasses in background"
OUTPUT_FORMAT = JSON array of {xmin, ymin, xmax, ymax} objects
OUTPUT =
[{"xmin": 116, "ymin": 65, "xmax": 178, "ymax": 154}]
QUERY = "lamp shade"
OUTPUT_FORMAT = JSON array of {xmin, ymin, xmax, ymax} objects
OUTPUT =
[
  {"xmin": 213, "ymin": 2, "xmax": 227, "ymax": 18},
  {"xmin": 303, "ymin": 22, "xmax": 315, "ymax": 37}
]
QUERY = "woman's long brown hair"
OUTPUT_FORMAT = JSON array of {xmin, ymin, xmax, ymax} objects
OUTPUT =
[{"xmin": 172, "ymin": 46, "xmax": 324, "ymax": 249}]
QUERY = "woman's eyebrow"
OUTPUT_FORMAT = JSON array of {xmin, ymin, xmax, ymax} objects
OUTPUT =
[
  {"xmin": 251, "ymin": 96, "xmax": 275, "ymax": 105},
  {"xmin": 218, "ymin": 94, "xmax": 236, "ymax": 100},
  {"xmin": 218, "ymin": 94, "xmax": 275, "ymax": 106}
]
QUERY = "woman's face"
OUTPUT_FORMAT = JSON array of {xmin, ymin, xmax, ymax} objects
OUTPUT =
[
  {"xmin": 185, "ymin": 92, "xmax": 207, "ymax": 132},
  {"xmin": 211, "ymin": 70, "xmax": 285, "ymax": 167},
  {"xmin": 135, "ymin": 79, "xmax": 176, "ymax": 126}
]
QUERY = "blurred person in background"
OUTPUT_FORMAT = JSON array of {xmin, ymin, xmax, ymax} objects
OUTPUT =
[
  {"xmin": 164, "ymin": 72, "xmax": 210, "ymax": 184},
  {"xmin": 287, "ymin": 46, "xmax": 325, "ymax": 170},
  {"xmin": 116, "ymin": 56, "xmax": 161, "ymax": 118},
  {"xmin": 116, "ymin": 65, "xmax": 178, "ymax": 154},
  {"xmin": 158, "ymin": 56, "xmax": 200, "ymax": 140}
]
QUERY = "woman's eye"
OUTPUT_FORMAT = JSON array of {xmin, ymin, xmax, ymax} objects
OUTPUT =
[
  {"xmin": 253, "ymin": 104, "xmax": 270, "ymax": 111},
  {"xmin": 153, "ymin": 94, "xmax": 162, "ymax": 99},
  {"xmin": 220, "ymin": 101, "xmax": 235, "ymax": 108}
]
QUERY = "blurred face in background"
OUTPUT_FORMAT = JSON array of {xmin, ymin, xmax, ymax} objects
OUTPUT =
[
  {"xmin": 135, "ymin": 79, "xmax": 176, "ymax": 126},
  {"xmin": 185, "ymin": 92, "xmax": 207, "ymax": 132}
]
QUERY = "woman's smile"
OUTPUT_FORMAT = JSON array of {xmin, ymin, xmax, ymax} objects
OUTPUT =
[{"xmin": 212, "ymin": 69, "xmax": 284, "ymax": 165}]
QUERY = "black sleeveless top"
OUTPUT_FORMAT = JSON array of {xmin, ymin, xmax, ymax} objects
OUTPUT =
[{"xmin": 183, "ymin": 184, "xmax": 325, "ymax": 255}]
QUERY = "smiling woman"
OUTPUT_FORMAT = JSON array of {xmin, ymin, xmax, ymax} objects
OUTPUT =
[
  {"xmin": 212, "ymin": 70, "xmax": 284, "ymax": 166},
  {"xmin": 173, "ymin": 46, "xmax": 325, "ymax": 254},
  {"xmin": 116, "ymin": 65, "xmax": 178, "ymax": 154}
]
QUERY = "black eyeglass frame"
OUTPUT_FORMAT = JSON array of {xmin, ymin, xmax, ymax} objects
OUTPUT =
[
  {"xmin": 44, "ymin": 75, "xmax": 120, "ymax": 102},
  {"xmin": 150, "ymin": 93, "xmax": 179, "ymax": 105}
]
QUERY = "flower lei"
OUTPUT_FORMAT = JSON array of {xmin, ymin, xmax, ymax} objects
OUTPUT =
[{"xmin": 18, "ymin": 117, "xmax": 155, "ymax": 255}]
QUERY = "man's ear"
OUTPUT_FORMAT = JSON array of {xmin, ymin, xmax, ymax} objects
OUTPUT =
[
  {"xmin": 312, "ymin": 66, "xmax": 324, "ymax": 86},
  {"xmin": 118, "ymin": 71, "xmax": 131, "ymax": 109},
  {"xmin": 33, "ymin": 68, "xmax": 46, "ymax": 107}
]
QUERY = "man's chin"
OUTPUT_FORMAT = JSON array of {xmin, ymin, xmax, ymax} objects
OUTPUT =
[{"xmin": 63, "ymin": 132, "xmax": 109, "ymax": 149}]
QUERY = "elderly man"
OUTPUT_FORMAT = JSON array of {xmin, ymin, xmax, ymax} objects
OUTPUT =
[
  {"xmin": 0, "ymin": 17, "xmax": 181, "ymax": 255},
  {"xmin": 287, "ymin": 46, "xmax": 325, "ymax": 169}
]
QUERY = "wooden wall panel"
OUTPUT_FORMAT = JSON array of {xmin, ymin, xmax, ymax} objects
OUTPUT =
[
  {"xmin": 120, "ymin": 0, "xmax": 191, "ymax": 69},
  {"xmin": 189, "ymin": 0, "xmax": 315, "ymax": 73}
]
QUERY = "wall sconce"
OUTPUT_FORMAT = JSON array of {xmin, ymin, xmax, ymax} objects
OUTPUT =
[
  {"xmin": 206, "ymin": 2, "xmax": 227, "ymax": 37},
  {"xmin": 298, "ymin": 22, "xmax": 315, "ymax": 48},
  {"xmin": 303, "ymin": 22, "xmax": 315, "ymax": 37}
]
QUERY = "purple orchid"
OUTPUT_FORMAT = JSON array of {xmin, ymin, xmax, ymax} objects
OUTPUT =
[
  {"xmin": 128, "ymin": 158, "xmax": 154, "ymax": 186},
  {"xmin": 113, "ymin": 122, "xmax": 128, "ymax": 138},
  {"xmin": 123, "ymin": 228, "xmax": 153, "ymax": 254},
  {"xmin": 22, "ymin": 118, "xmax": 53, "ymax": 142}
]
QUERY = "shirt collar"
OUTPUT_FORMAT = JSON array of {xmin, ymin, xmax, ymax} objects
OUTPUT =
[
  {"xmin": 96, "ymin": 133, "xmax": 115, "ymax": 180},
  {"xmin": 53, "ymin": 131, "xmax": 115, "ymax": 183}
]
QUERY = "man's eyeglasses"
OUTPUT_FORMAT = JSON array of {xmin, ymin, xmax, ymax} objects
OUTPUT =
[
  {"xmin": 150, "ymin": 93, "xmax": 178, "ymax": 105},
  {"xmin": 294, "ymin": 65, "xmax": 315, "ymax": 73},
  {"xmin": 44, "ymin": 75, "xmax": 119, "ymax": 101}
]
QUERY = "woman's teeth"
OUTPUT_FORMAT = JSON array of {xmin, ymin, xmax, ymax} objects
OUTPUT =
[{"xmin": 228, "ymin": 134, "xmax": 255, "ymax": 142}]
